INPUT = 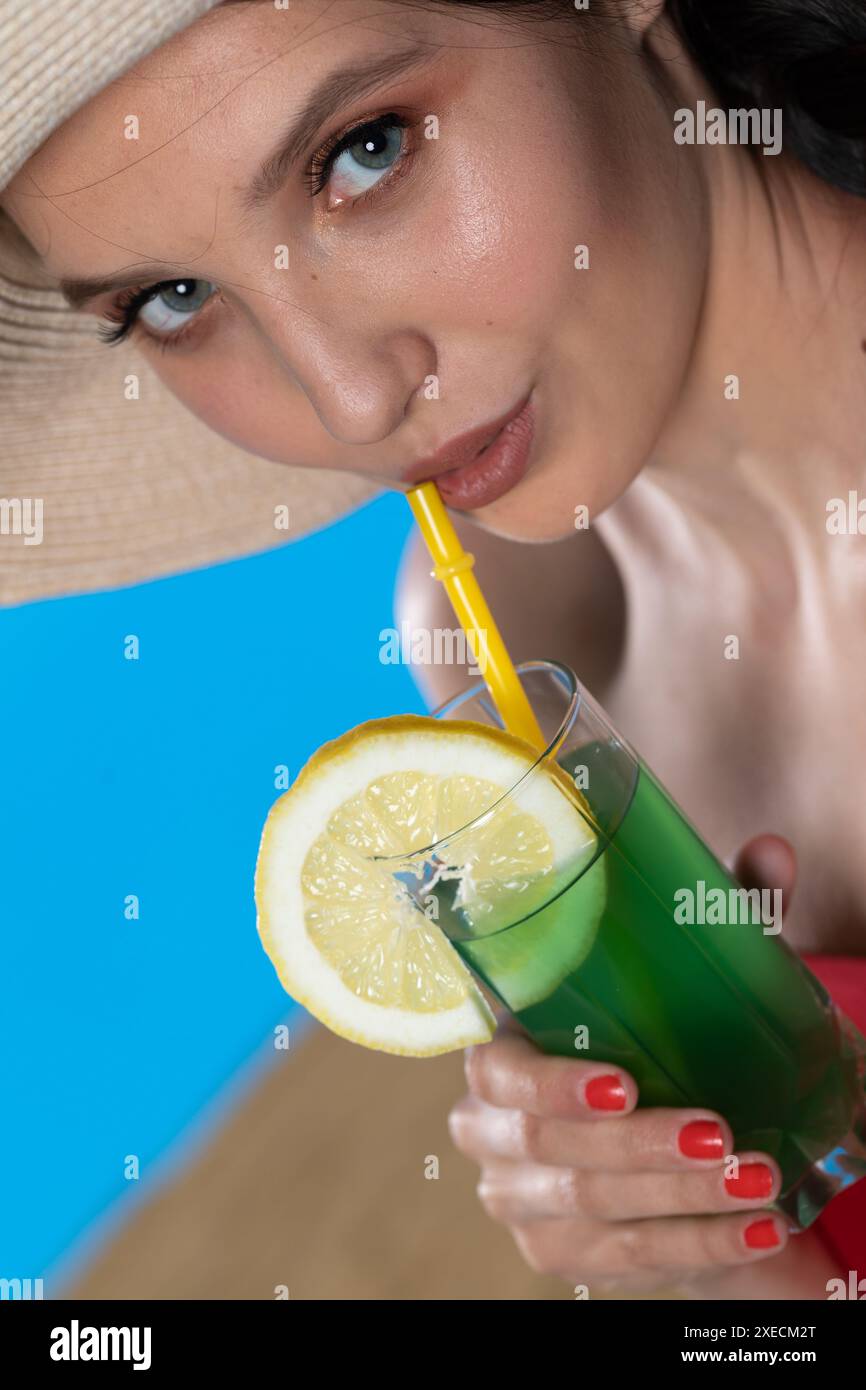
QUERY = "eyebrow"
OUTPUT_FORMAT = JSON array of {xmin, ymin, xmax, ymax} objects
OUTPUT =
[
  {"xmin": 60, "ymin": 41, "xmax": 439, "ymax": 311},
  {"xmin": 243, "ymin": 40, "xmax": 438, "ymax": 213}
]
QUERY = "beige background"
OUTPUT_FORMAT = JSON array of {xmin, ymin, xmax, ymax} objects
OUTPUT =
[{"xmin": 63, "ymin": 1023, "xmax": 573, "ymax": 1300}]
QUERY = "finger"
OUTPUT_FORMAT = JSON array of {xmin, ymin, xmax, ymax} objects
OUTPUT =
[
  {"xmin": 510, "ymin": 1209, "xmax": 789, "ymax": 1282},
  {"xmin": 463, "ymin": 1028, "xmax": 638, "ymax": 1119},
  {"xmin": 449, "ymin": 1096, "xmax": 734, "ymax": 1170},
  {"xmin": 731, "ymin": 833, "xmax": 797, "ymax": 915},
  {"xmin": 475, "ymin": 1150, "xmax": 781, "ymax": 1222}
]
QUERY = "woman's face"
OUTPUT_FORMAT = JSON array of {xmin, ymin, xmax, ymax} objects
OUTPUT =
[{"xmin": 1, "ymin": 0, "xmax": 706, "ymax": 540}]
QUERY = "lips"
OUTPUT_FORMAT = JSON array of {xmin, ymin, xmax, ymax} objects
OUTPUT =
[{"xmin": 402, "ymin": 392, "xmax": 536, "ymax": 511}]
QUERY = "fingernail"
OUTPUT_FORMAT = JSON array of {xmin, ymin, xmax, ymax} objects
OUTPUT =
[
  {"xmin": 678, "ymin": 1120, "xmax": 725, "ymax": 1159},
  {"xmin": 584, "ymin": 1074, "xmax": 628, "ymax": 1111},
  {"xmin": 744, "ymin": 1218, "xmax": 780, "ymax": 1249},
  {"xmin": 725, "ymin": 1162, "xmax": 774, "ymax": 1199}
]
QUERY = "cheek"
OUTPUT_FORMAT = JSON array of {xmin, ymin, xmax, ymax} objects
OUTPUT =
[
  {"xmin": 144, "ymin": 320, "xmax": 335, "ymax": 469},
  {"xmin": 410, "ymin": 126, "xmax": 586, "ymax": 337},
  {"xmin": 459, "ymin": 115, "xmax": 707, "ymax": 541},
  {"xmin": 519, "ymin": 121, "xmax": 706, "ymax": 530}
]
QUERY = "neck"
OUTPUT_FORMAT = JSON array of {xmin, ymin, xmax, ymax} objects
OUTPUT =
[{"xmin": 652, "ymin": 141, "xmax": 866, "ymax": 500}]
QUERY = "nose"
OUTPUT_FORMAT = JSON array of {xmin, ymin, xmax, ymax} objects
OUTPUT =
[{"xmin": 261, "ymin": 297, "xmax": 434, "ymax": 448}]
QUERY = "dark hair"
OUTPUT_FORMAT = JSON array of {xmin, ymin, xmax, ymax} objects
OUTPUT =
[
  {"xmin": 667, "ymin": 0, "xmax": 866, "ymax": 196},
  {"xmin": 411, "ymin": 0, "xmax": 866, "ymax": 197}
]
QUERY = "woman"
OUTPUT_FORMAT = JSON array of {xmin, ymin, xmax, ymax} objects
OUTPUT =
[{"xmin": 2, "ymin": 0, "xmax": 865, "ymax": 1297}]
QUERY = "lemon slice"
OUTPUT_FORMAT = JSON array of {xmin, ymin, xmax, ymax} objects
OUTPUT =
[{"xmin": 255, "ymin": 715, "xmax": 601, "ymax": 1057}]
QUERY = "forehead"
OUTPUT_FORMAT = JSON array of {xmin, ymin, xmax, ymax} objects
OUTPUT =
[{"xmin": 0, "ymin": 0, "xmax": 439, "ymax": 269}]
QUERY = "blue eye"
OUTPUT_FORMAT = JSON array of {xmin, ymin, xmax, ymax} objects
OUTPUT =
[
  {"xmin": 137, "ymin": 280, "xmax": 216, "ymax": 336},
  {"xmin": 309, "ymin": 113, "xmax": 411, "ymax": 203},
  {"xmin": 98, "ymin": 278, "xmax": 217, "ymax": 348}
]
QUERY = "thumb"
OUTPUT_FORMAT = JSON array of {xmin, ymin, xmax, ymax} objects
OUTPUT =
[{"xmin": 731, "ymin": 833, "xmax": 797, "ymax": 917}]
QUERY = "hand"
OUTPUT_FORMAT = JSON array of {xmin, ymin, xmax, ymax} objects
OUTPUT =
[{"xmin": 448, "ymin": 835, "xmax": 799, "ymax": 1297}]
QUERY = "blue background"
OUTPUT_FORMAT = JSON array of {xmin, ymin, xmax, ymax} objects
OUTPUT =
[{"xmin": 0, "ymin": 491, "xmax": 421, "ymax": 1284}]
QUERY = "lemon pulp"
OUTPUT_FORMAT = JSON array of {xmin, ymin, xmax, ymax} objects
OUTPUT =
[{"xmin": 255, "ymin": 716, "xmax": 601, "ymax": 1056}]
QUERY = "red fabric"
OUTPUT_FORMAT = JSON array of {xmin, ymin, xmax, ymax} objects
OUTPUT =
[{"xmin": 798, "ymin": 953, "xmax": 866, "ymax": 1273}]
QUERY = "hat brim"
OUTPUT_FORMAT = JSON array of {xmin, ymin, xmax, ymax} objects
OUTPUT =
[{"xmin": 0, "ymin": 212, "xmax": 381, "ymax": 607}]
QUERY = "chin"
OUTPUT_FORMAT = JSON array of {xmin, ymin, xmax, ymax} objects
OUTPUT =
[
  {"xmin": 468, "ymin": 476, "xmax": 585, "ymax": 544},
  {"xmin": 477, "ymin": 514, "xmax": 578, "ymax": 544}
]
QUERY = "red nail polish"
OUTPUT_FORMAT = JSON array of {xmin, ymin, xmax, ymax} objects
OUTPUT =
[
  {"xmin": 725, "ymin": 1162, "xmax": 774, "ymax": 1199},
  {"xmin": 744, "ymin": 1218, "xmax": 780, "ymax": 1250},
  {"xmin": 678, "ymin": 1120, "xmax": 725, "ymax": 1159},
  {"xmin": 584, "ymin": 1074, "xmax": 627, "ymax": 1110}
]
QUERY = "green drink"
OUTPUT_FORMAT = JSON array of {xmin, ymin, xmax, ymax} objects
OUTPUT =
[{"xmin": 423, "ymin": 661, "xmax": 866, "ymax": 1230}]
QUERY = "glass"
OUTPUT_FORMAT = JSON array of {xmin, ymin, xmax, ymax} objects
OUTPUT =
[{"xmin": 373, "ymin": 660, "xmax": 866, "ymax": 1230}]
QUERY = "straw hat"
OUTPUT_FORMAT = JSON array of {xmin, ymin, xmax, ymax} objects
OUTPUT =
[{"xmin": 0, "ymin": 0, "xmax": 380, "ymax": 607}]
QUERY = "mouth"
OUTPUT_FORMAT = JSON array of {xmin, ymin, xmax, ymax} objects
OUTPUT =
[{"xmin": 402, "ymin": 391, "xmax": 536, "ymax": 511}]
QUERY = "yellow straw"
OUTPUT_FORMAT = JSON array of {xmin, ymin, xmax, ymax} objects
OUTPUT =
[{"xmin": 406, "ymin": 481, "xmax": 546, "ymax": 752}]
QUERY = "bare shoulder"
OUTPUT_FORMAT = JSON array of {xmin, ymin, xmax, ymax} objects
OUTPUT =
[{"xmin": 394, "ymin": 511, "xmax": 626, "ymax": 709}]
